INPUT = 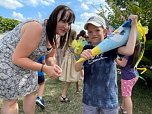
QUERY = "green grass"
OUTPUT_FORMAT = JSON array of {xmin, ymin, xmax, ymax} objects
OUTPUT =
[
  {"xmin": 0, "ymin": 76, "xmax": 152, "ymax": 114},
  {"xmin": 34, "ymin": 79, "xmax": 83, "ymax": 114}
]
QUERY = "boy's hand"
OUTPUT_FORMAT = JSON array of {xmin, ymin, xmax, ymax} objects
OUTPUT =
[
  {"xmin": 80, "ymin": 49, "xmax": 93, "ymax": 60},
  {"xmin": 128, "ymin": 15, "xmax": 138, "ymax": 26}
]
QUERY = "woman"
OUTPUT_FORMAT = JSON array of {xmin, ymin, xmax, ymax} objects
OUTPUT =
[{"xmin": 0, "ymin": 5, "xmax": 75, "ymax": 114}]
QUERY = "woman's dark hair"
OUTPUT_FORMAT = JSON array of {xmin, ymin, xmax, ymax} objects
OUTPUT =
[
  {"xmin": 46, "ymin": 5, "xmax": 75, "ymax": 48},
  {"xmin": 130, "ymin": 40, "xmax": 142, "ymax": 67},
  {"xmin": 76, "ymin": 30, "xmax": 86, "ymax": 40}
]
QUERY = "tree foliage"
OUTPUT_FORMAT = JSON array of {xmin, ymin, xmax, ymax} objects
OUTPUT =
[
  {"xmin": 98, "ymin": 0, "xmax": 152, "ymax": 66},
  {"xmin": 100, "ymin": 0, "xmax": 152, "ymax": 33},
  {"xmin": 0, "ymin": 16, "xmax": 20, "ymax": 33}
]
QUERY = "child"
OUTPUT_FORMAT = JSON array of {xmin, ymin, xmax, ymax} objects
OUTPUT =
[
  {"xmin": 36, "ymin": 54, "xmax": 46, "ymax": 110},
  {"xmin": 75, "ymin": 15, "xmax": 138, "ymax": 114},
  {"xmin": 59, "ymin": 29, "xmax": 81, "ymax": 102},
  {"xmin": 115, "ymin": 41, "xmax": 141, "ymax": 114},
  {"xmin": 76, "ymin": 30, "xmax": 88, "ymax": 80},
  {"xmin": 76, "ymin": 30, "xmax": 88, "ymax": 43}
]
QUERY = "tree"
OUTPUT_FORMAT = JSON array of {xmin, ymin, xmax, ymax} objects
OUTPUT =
[
  {"xmin": 0, "ymin": 16, "xmax": 20, "ymax": 33},
  {"xmin": 99, "ymin": 0, "xmax": 152, "ymax": 66}
]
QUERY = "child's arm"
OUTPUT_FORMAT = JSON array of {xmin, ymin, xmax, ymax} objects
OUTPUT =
[
  {"xmin": 115, "ymin": 57, "xmax": 128, "ymax": 67},
  {"xmin": 118, "ymin": 15, "xmax": 138, "ymax": 55},
  {"xmin": 75, "ymin": 61, "xmax": 84, "ymax": 72},
  {"xmin": 42, "ymin": 57, "xmax": 46, "ymax": 65},
  {"xmin": 75, "ymin": 49, "xmax": 92, "ymax": 71}
]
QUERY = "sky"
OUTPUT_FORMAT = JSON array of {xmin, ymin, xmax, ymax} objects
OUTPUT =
[{"xmin": 0, "ymin": 0, "xmax": 109, "ymax": 33}]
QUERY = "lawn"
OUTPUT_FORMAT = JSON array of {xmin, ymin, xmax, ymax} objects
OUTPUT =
[{"xmin": 0, "ymin": 75, "xmax": 152, "ymax": 114}]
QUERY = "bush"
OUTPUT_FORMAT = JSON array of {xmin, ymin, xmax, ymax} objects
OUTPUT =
[{"xmin": 0, "ymin": 16, "xmax": 20, "ymax": 33}]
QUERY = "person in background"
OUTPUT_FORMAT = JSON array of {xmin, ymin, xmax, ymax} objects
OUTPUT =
[
  {"xmin": 76, "ymin": 30, "xmax": 87, "ymax": 39},
  {"xmin": 115, "ymin": 40, "xmax": 141, "ymax": 114},
  {"xmin": 75, "ymin": 14, "xmax": 138, "ymax": 114},
  {"xmin": 36, "ymin": 54, "xmax": 46, "ymax": 110},
  {"xmin": 76, "ymin": 30, "xmax": 88, "ymax": 80},
  {"xmin": 59, "ymin": 29, "xmax": 81, "ymax": 102},
  {"xmin": 76, "ymin": 30, "xmax": 89, "ymax": 44},
  {"xmin": 0, "ymin": 5, "xmax": 75, "ymax": 114}
]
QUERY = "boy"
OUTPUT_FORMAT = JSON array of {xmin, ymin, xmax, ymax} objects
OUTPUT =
[{"xmin": 75, "ymin": 15, "xmax": 138, "ymax": 114}]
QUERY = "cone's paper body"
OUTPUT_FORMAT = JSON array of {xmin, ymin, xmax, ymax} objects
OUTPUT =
[
  {"xmin": 98, "ymin": 27, "xmax": 130, "ymax": 52},
  {"xmin": 76, "ymin": 20, "xmax": 131, "ymax": 63}
]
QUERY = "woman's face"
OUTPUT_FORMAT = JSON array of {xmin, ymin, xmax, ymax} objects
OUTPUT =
[
  {"xmin": 56, "ymin": 10, "xmax": 71, "ymax": 36},
  {"xmin": 87, "ymin": 24, "xmax": 106, "ymax": 46}
]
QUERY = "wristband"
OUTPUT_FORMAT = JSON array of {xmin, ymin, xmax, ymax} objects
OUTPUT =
[{"xmin": 41, "ymin": 64, "xmax": 44, "ymax": 72}]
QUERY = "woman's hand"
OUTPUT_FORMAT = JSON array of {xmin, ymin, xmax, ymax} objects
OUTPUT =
[{"xmin": 43, "ymin": 64, "xmax": 62, "ymax": 79}]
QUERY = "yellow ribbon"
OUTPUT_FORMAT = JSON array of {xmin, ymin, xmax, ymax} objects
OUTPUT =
[
  {"xmin": 134, "ymin": 21, "xmax": 148, "ymax": 69},
  {"xmin": 137, "ymin": 68, "xmax": 147, "ymax": 74},
  {"xmin": 134, "ymin": 21, "xmax": 148, "ymax": 83}
]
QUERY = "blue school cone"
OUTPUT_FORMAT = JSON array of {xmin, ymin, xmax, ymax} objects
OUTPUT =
[
  {"xmin": 98, "ymin": 19, "xmax": 131, "ymax": 53},
  {"xmin": 77, "ymin": 19, "xmax": 132, "ymax": 63}
]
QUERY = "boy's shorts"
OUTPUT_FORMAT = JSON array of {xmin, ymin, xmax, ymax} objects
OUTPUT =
[
  {"xmin": 38, "ymin": 75, "xmax": 45, "ymax": 84},
  {"xmin": 121, "ymin": 76, "xmax": 138, "ymax": 97},
  {"xmin": 83, "ymin": 103, "xmax": 118, "ymax": 114}
]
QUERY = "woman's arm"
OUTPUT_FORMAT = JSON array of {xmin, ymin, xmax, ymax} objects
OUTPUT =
[
  {"xmin": 11, "ymin": 21, "xmax": 62, "ymax": 78},
  {"xmin": 12, "ymin": 21, "xmax": 43, "ymax": 71},
  {"xmin": 45, "ymin": 49, "xmax": 57, "ymax": 65}
]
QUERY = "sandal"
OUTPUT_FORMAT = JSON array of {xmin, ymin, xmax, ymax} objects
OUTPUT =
[
  {"xmin": 75, "ymin": 90, "xmax": 81, "ymax": 93},
  {"xmin": 75, "ymin": 87, "xmax": 82, "ymax": 93},
  {"xmin": 59, "ymin": 96, "xmax": 70, "ymax": 102},
  {"xmin": 119, "ymin": 106, "xmax": 127, "ymax": 114}
]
